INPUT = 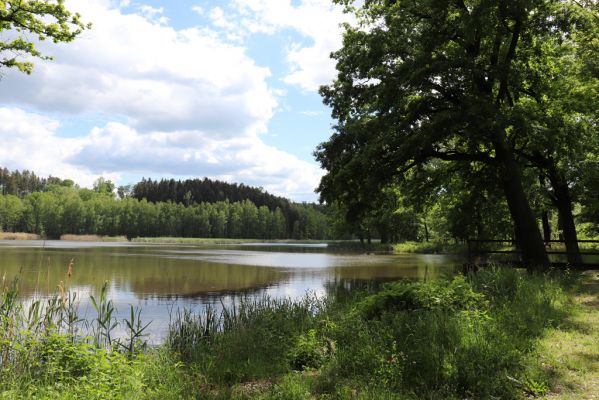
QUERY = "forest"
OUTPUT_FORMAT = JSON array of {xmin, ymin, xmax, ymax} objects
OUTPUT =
[
  {"xmin": 1, "ymin": 160, "xmax": 597, "ymax": 246},
  {"xmin": 0, "ymin": 168, "xmax": 330, "ymax": 240}
]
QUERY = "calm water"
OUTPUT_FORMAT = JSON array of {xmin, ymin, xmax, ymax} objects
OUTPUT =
[{"xmin": 0, "ymin": 240, "xmax": 461, "ymax": 342}]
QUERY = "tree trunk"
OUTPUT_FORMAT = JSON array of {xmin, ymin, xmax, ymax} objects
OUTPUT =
[
  {"xmin": 541, "ymin": 211, "xmax": 551, "ymax": 243},
  {"xmin": 423, "ymin": 221, "xmax": 429, "ymax": 242},
  {"xmin": 548, "ymin": 170, "xmax": 582, "ymax": 266},
  {"xmin": 492, "ymin": 131, "xmax": 549, "ymax": 271},
  {"xmin": 380, "ymin": 229, "xmax": 389, "ymax": 245}
]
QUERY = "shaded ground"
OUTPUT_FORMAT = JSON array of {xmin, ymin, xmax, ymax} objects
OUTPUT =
[{"xmin": 539, "ymin": 271, "xmax": 599, "ymax": 400}]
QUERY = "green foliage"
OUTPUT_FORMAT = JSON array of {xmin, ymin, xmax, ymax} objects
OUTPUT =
[
  {"xmin": 263, "ymin": 374, "xmax": 312, "ymax": 400},
  {"xmin": 0, "ymin": 276, "xmax": 197, "ymax": 399},
  {"xmin": 316, "ymin": 0, "xmax": 599, "ymax": 268},
  {"xmin": 313, "ymin": 269, "xmax": 569, "ymax": 398},
  {"xmin": 287, "ymin": 329, "xmax": 327, "ymax": 371},
  {"xmin": 0, "ymin": 268, "xmax": 590, "ymax": 399},
  {"xmin": 0, "ymin": 0, "xmax": 90, "ymax": 74},
  {"xmin": 355, "ymin": 275, "xmax": 486, "ymax": 319},
  {"xmin": 0, "ymin": 187, "xmax": 331, "ymax": 240},
  {"xmin": 392, "ymin": 241, "xmax": 467, "ymax": 254},
  {"xmin": 168, "ymin": 295, "xmax": 319, "ymax": 384}
]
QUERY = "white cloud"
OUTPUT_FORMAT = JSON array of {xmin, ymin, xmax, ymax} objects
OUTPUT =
[
  {"xmin": 0, "ymin": 108, "xmax": 119, "ymax": 187},
  {"xmin": 137, "ymin": 4, "xmax": 169, "ymax": 25},
  {"xmin": 191, "ymin": 5, "xmax": 204, "ymax": 16},
  {"xmin": 0, "ymin": 108, "xmax": 322, "ymax": 200},
  {"xmin": 0, "ymin": 0, "xmax": 332, "ymax": 201},
  {"xmin": 0, "ymin": 0, "xmax": 276, "ymax": 137},
  {"xmin": 211, "ymin": 0, "xmax": 350, "ymax": 91}
]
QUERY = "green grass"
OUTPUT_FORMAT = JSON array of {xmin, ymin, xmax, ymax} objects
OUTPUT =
[
  {"xmin": 1, "ymin": 268, "xmax": 597, "ymax": 399},
  {"xmin": 530, "ymin": 271, "xmax": 599, "ymax": 399},
  {"xmin": 392, "ymin": 240, "xmax": 468, "ymax": 254},
  {"xmin": 162, "ymin": 267, "xmax": 589, "ymax": 399}
]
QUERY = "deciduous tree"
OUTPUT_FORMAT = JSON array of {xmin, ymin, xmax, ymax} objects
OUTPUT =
[{"xmin": 0, "ymin": 0, "xmax": 89, "ymax": 74}]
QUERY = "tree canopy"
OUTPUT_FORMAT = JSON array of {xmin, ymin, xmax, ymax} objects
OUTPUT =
[
  {"xmin": 316, "ymin": 0, "xmax": 597, "ymax": 270},
  {"xmin": 0, "ymin": 0, "xmax": 89, "ymax": 74}
]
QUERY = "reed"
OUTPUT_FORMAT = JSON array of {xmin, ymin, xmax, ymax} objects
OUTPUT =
[
  {"xmin": 0, "ymin": 232, "xmax": 41, "ymax": 240},
  {"xmin": 59, "ymin": 234, "xmax": 128, "ymax": 242}
]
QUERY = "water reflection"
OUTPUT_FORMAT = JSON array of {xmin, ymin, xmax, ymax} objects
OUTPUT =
[{"xmin": 0, "ymin": 241, "xmax": 461, "ymax": 342}]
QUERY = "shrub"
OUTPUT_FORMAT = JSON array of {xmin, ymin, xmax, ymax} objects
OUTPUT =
[
  {"xmin": 288, "ymin": 329, "xmax": 327, "ymax": 371},
  {"xmin": 355, "ymin": 275, "xmax": 486, "ymax": 319}
]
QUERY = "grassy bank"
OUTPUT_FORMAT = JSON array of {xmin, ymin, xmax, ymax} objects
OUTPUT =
[
  {"xmin": 393, "ymin": 240, "xmax": 468, "ymax": 254},
  {"xmin": 1, "ymin": 268, "xmax": 597, "ymax": 399}
]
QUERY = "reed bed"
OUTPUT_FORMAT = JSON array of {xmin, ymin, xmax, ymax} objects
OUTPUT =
[
  {"xmin": 0, "ymin": 232, "xmax": 41, "ymax": 240},
  {"xmin": 59, "ymin": 234, "xmax": 128, "ymax": 242}
]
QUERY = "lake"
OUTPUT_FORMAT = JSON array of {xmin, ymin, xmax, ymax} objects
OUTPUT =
[{"xmin": 0, "ymin": 240, "xmax": 461, "ymax": 343}]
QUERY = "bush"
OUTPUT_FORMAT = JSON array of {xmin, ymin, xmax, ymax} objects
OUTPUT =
[
  {"xmin": 288, "ymin": 329, "xmax": 327, "ymax": 371},
  {"xmin": 355, "ymin": 275, "xmax": 486, "ymax": 319}
]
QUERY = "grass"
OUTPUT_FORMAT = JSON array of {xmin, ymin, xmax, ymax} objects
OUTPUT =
[
  {"xmin": 532, "ymin": 271, "xmax": 599, "ymax": 399},
  {"xmin": 1, "ymin": 268, "xmax": 597, "ymax": 399},
  {"xmin": 393, "ymin": 240, "xmax": 468, "ymax": 254},
  {"xmin": 162, "ymin": 267, "xmax": 594, "ymax": 399}
]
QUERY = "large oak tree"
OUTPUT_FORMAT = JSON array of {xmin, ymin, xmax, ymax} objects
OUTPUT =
[{"xmin": 317, "ymin": 0, "xmax": 595, "ymax": 270}]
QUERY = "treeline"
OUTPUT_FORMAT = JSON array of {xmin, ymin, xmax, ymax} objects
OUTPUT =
[
  {"xmin": 0, "ymin": 189, "xmax": 330, "ymax": 240},
  {"xmin": 132, "ymin": 178, "xmax": 288, "ymax": 210},
  {"xmin": 0, "ymin": 168, "xmax": 74, "ymax": 196},
  {"xmin": 0, "ymin": 169, "xmax": 331, "ymax": 240},
  {"xmin": 131, "ymin": 177, "xmax": 305, "ymax": 235}
]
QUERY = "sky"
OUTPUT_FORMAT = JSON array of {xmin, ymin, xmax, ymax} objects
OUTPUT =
[{"xmin": 0, "ymin": 0, "xmax": 352, "ymax": 202}]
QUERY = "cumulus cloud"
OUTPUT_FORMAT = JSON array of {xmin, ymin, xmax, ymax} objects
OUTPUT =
[
  {"xmin": 0, "ymin": 108, "xmax": 119, "ymax": 187},
  {"xmin": 0, "ymin": 0, "xmax": 276, "ymax": 136},
  {"xmin": 137, "ymin": 4, "xmax": 169, "ymax": 25},
  {"xmin": 0, "ymin": 0, "xmax": 332, "ymax": 201},
  {"xmin": 209, "ymin": 0, "xmax": 350, "ymax": 91},
  {"xmin": 191, "ymin": 5, "xmax": 204, "ymax": 16},
  {"xmin": 0, "ymin": 108, "xmax": 322, "ymax": 200}
]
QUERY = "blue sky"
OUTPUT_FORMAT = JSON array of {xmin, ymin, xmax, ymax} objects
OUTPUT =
[{"xmin": 0, "ymin": 0, "xmax": 350, "ymax": 201}]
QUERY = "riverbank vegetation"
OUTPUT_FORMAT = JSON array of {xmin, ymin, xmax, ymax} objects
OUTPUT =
[{"xmin": 1, "ymin": 268, "xmax": 597, "ymax": 399}]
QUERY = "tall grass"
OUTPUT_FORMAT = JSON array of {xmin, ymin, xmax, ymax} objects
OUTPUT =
[
  {"xmin": 168, "ymin": 294, "xmax": 322, "ymax": 385},
  {"xmin": 0, "ymin": 276, "xmax": 166, "ymax": 397},
  {"xmin": 163, "ymin": 267, "xmax": 577, "ymax": 399},
  {"xmin": 0, "ymin": 267, "xmax": 586, "ymax": 399}
]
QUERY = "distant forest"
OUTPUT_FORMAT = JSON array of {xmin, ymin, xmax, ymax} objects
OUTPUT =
[
  {"xmin": 131, "ymin": 177, "xmax": 306, "ymax": 234},
  {"xmin": 0, "ymin": 168, "xmax": 331, "ymax": 240}
]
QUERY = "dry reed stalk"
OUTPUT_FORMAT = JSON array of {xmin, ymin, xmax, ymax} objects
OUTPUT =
[
  {"xmin": 67, "ymin": 258, "xmax": 74, "ymax": 277},
  {"xmin": 60, "ymin": 234, "xmax": 103, "ymax": 241},
  {"xmin": 0, "ymin": 232, "xmax": 41, "ymax": 240}
]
